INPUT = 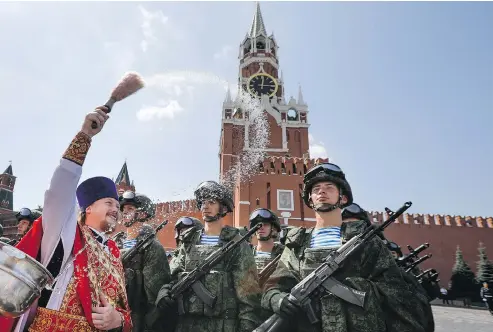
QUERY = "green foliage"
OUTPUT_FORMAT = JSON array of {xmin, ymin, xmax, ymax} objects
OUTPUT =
[
  {"xmin": 449, "ymin": 246, "xmax": 477, "ymax": 297},
  {"xmin": 476, "ymin": 242, "xmax": 493, "ymax": 284}
]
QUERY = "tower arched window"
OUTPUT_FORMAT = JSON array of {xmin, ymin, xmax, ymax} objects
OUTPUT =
[
  {"xmin": 256, "ymin": 40, "xmax": 265, "ymax": 50},
  {"xmin": 243, "ymin": 39, "xmax": 252, "ymax": 55},
  {"xmin": 233, "ymin": 108, "xmax": 243, "ymax": 119}
]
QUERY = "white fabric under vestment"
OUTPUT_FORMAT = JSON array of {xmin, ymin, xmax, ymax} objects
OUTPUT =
[{"xmin": 14, "ymin": 159, "xmax": 82, "ymax": 332}]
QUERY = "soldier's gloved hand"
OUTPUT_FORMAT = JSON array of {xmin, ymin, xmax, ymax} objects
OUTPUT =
[
  {"xmin": 276, "ymin": 294, "xmax": 301, "ymax": 318},
  {"xmin": 155, "ymin": 283, "xmax": 175, "ymax": 309}
]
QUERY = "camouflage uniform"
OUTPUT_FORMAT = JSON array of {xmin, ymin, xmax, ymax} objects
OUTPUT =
[
  {"xmin": 262, "ymin": 220, "xmax": 432, "ymax": 332},
  {"xmin": 170, "ymin": 225, "xmax": 261, "ymax": 332},
  {"xmin": 252, "ymin": 243, "xmax": 285, "ymax": 275},
  {"xmin": 122, "ymin": 232, "xmax": 171, "ymax": 332}
]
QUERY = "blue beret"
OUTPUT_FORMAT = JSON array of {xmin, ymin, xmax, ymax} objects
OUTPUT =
[{"xmin": 76, "ymin": 176, "xmax": 119, "ymax": 211}]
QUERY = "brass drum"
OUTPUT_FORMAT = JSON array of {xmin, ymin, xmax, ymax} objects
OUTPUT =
[{"xmin": 0, "ymin": 241, "xmax": 53, "ymax": 318}]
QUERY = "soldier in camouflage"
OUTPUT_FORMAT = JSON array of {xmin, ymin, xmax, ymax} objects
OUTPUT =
[
  {"xmin": 248, "ymin": 208, "xmax": 284, "ymax": 281},
  {"xmin": 169, "ymin": 216, "xmax": 204, "ymax": 268},
  {"xmin": 174, "ymin": 216, "xmax": 203, "ymax": 247},
  {"xmin": 155, "ymin": 180, "xmax": 261, "ymax": 332},
  {"xmin": 9, "ymin": 207, "xmax": 42, "ymax": 245},
  {"xmin": 120, "ymin": 190, "xmax": 171, "ymax": 332},
  {"xmin": 342, "ymin": 203, "xmax": 436, "ymax": 330},
  {"xmin": 262, "ymin": 162, "xmax": 433, "ymax": 332}
]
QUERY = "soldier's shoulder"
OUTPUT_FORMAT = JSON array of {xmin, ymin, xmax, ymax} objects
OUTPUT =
[
  {"xmin": 273, "ymin": 242, "xmax": 285, "ymax": 255},
  {"xmin": 221, "ymin": 225, "xmax": 240, "ymax": 241},
  {"xmin": 148, "ymin": 238, "xmax": 167, "ymax": 253},
  {"xmin": 180, "ymin": 225, "xmax": 202, "ymax": 243},
  {"xmin": 284, "ymin": 226, "xmax": 311, "ymax": 248}
]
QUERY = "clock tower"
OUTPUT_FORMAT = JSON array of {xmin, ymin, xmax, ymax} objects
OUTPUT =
[{"xmin": 219, "ymin": 2, "xmax": 327, "ymax": 229}]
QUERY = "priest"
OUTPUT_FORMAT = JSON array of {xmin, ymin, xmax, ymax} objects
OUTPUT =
[{"xmin": 0, "ymin": 107, "xmax": 132, "ymax": 331}]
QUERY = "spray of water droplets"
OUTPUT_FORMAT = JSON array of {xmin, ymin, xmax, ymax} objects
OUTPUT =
[
  {"xmin": 137, "ymin": 70, "xmax": 271, "ymax": 215},
  {"xmin": 220, "ymin": 90, "xmax": 270, "ymax": 192}
]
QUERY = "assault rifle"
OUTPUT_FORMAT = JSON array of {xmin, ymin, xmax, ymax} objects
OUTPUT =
[
  {"xmin": 397, "ymin": 243, "xmax": 429, "ymax": 266},
  {"xmin": 397, "ymin": 243, "xmax": 432, "ymax": 273},
  {"xmin": 416, "ymin": 268, "xmax": 439, "ymax": 283},
  {"xmin": 404, "ymin": 254, "xmax": 432, "ymax": 273},
  {"xmin": 258, "ymin": 254, "xmax": 282, "ymax": 286},
  {"xmin": 253, "ymin": 201, "xmax": 413, "ymax": 332},
  {"xmin": 171, "ymin": 223, "xmax": 262, "ymax": 311},
  {"xmin": 121, "ymin": 220, "xmax": 168, "ymax": 266}
]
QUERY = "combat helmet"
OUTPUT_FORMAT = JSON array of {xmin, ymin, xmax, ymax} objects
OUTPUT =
[
  {"xmin": 15, "ymin": 207, "xmax": 41, "ymax": 224},
  {"xmin": 249, "ymin": 208, "xmax": 281, "ymax": 241},
  {"xmin": 119, "ymin": 191, "xmax": 156, "ymax": 226},
  {"xmin": 194, "ymin": 181, "xmax": 234, "ymax": 222},
  {"xmin": 302, "ymin": 162, "xmax": 353, "ymax": 212},
  {"xmin": 342, "ymin": 203, "xmax": 371, "ymax": 226}
]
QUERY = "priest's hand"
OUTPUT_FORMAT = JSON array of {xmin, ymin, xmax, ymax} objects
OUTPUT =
[
  {"xmin": 81, "ymin": 107, "xmax": 110, "ymax": 138},
  {"xmin": 92, "ymin": 294, "xmax": 123, "ymax": 330}
]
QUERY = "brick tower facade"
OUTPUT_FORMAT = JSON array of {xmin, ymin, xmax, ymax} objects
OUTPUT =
[
  {"xmin": 0, "ymin": 163, "xmax": 18, "ymax": 238},
  {"xmin": 0, "ymin": 163, "xmax": 15, "ymax": 213},
  {"xmin": 220, "ymin": 2, "xmax": 327, "ymax": 229}
]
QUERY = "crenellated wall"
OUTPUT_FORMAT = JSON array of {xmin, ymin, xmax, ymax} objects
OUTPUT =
[
  {"xmin": 369, "ymin": 210, "xmax": 493, "ymax": 286},
  {"xmin": 369, "ymin": 211, "xmax": 493, "ymax": 229}
]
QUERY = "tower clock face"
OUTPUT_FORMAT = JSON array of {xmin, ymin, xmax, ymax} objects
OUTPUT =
[{"xmin": 247, "ymin": 73, "xmax": 279, "ymax": 98}]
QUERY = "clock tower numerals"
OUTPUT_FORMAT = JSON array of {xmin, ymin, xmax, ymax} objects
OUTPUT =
[{"xmin": 247, "ymin": 73, "xmax": 279, "ymax": 98}]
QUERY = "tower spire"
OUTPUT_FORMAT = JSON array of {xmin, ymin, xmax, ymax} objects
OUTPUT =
[
  {"xmin": 298, "ymin": 84, "xmax": 305, "ymax": 105},
  {"xmin": 249, "ymin": 2, "xmax": 267, "ymax": 37},
  {"xmin": 224, "ymin": 84, "xmax": 233, "ymax": 104},
  {"xmin": 115, "ymin": 161, "xmax": 131, "ymax": 185},
  {"xmin": 3, "ymin": 162, "xmax": 13, "ymax": 176}
]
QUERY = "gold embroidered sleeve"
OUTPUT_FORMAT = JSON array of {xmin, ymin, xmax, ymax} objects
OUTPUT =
[{"xmin": 62, "ymin": 132, "xmax": 92, "ymax": 166}]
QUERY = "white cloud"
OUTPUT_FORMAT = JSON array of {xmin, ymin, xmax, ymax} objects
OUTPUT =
[
  {"xmin": 145, "ymin": 71, "xmax": 229, "ymax": 89},
  {"xmin": 309, "ymin": 134, "xmax": 329, "ymax": 160},
  {"xmin": 138, "ymin": 5, "xmax": 169, "ymax": 52},
  {"xmin": 213, "ymin": 45, "xmax": 233, "ymax": 60},
  {"xmin": 137, "ymin": 99, "xmax": 184, "ymax": 121},
  {"xmin": 137, "ymin": 70, "xmax": 230, "ymax": 122}
]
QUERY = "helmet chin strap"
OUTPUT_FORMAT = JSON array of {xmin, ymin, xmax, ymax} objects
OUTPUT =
[{"xmin": 311, "ymin": 194, "xmax": 343, "ymax": 213}]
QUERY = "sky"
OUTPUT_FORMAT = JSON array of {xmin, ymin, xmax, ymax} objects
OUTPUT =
[{"xmin": 0, "ymin": 2, "xmax": 491, "ymax": 217}]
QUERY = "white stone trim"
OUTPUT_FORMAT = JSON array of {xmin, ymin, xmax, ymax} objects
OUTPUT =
[
  {"xmin": 284, "ymin": 123, "xmax": 310, "ymax": 128},
  {"xmin": 240, "ymin": 56, "xmax": 278, "ymax": 70},
  {"xmin": 277, "ymin": 189, "xmax": 294, "ymax": 211}
]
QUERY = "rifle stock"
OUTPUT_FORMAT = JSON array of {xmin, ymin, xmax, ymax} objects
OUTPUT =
[
  {"xmin": 253, "ymin": 201, "xmax": 413, "ymax": 332},
  {"xmin": 258, "ymin": 254, "xmax": 282, "ymax": 286}
]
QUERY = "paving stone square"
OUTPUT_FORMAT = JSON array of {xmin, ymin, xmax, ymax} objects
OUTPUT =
[{"xmin": 433, "ymin": 306, "xmax": 492, "ymax": 331}]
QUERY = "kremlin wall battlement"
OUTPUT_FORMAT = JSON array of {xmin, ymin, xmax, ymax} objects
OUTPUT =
[
  {"xmin": 152, "ymin": 199, "xmax": 493, "ymax": 230},
  {"xmin": 369, "ymin": 211, "xmax": 493, "ymax": 228}
]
